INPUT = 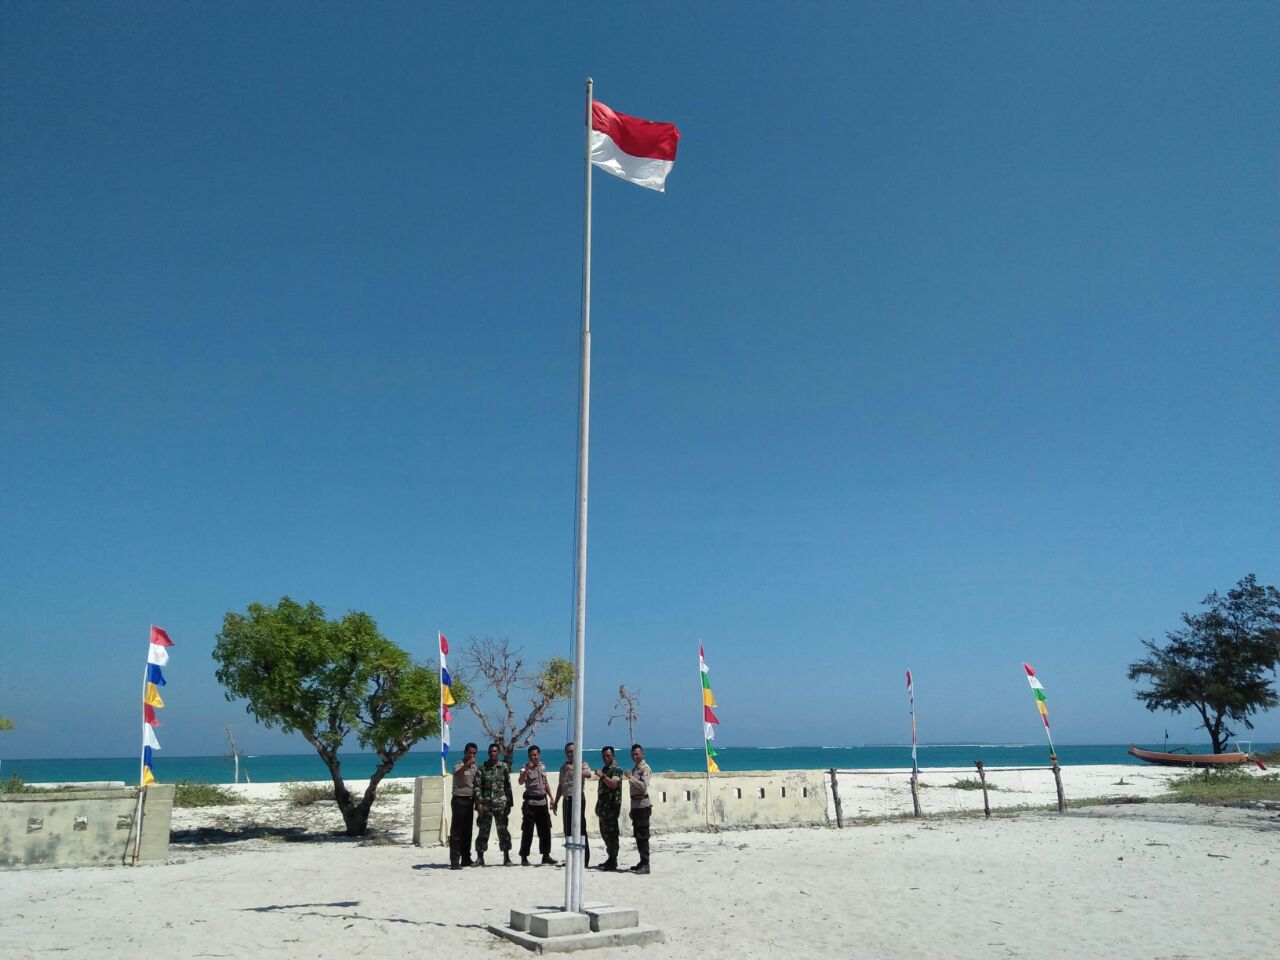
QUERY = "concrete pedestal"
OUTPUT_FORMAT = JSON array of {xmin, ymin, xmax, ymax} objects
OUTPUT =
[{"xmin": 490, "ymin": 903, "xmax": 663, "ymax": 953}]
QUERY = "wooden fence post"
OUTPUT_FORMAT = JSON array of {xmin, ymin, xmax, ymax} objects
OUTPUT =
[
  {"xmin": 1051, "ymin": 758, "xmax": 1066, "ymax": 814},
  {"xmin": 829, "ymin": 768, "xmax": 843, "ymax": 828},
  {"xmin": 910, "ymin": 769, "xmax": 922, "ymax": 818},
  {"xmin": 975, "ymin": 760, "xmax": 990, "ymax": 818}
]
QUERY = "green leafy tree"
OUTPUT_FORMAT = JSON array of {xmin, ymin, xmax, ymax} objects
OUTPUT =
[
  {"xmin": 463, "ymin": 637, "xmax": 574, "ymax": 765},
  {"xmin": 1128, "ymin": 574, "xmax": 1280, "ymax": 754},
  {"xmin": 213, "ymin": 597, "xmax": 456, "ymax": 835}
]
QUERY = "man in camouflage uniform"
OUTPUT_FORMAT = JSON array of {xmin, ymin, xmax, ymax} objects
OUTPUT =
[
  {"xmin": 593, "ymin": 745, "xmax": 624, "ymax": 871},
  {"xmin": 474, "ymin": 742, "xmax": 514, "ymax": 866}
]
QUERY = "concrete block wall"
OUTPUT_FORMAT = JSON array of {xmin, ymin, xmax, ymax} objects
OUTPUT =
[
  {"xmin": 413, "ymin": 768, "xmax": 831, "ymax": 846},
  {"xmin": 412, "ymin": 774, "xmax": 445, "ymax": 846},
  {"xmin": 0, "ymin": 784, "xmax": 174, "ymax": 869}
]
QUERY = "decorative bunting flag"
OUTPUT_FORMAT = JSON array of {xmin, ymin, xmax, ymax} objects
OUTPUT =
[
  {"xmin": 1023, "ymin": 662, "xmax": 1058, "ymax": 760},
  {"xmin": 906, "ymin": 669, "xmax": 918, "ymax": 775},
  {"xmin": 141, "ymin": 625, "xmax": 174, "ymax": 786},
  {"xmin": 699, "ymin": 643, "xmax": 720, "ymax": 773},
  {"xmin": 439, "ymin": 633, "xmax": 452, "ymax": 763}
]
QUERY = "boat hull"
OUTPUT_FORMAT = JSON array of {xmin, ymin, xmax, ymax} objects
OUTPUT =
[{"xmin": 1128, "ymin": 744, "xmax": 1250, "ymax": 767}]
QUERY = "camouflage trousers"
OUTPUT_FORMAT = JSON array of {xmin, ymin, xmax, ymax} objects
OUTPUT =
[
  {"xmin": 597, "ymin": 811, "xmax": 620, "ymax": 860},
  {"xmin": 474, "ymin": 803, "xmax": 511, "ymax": 853}
]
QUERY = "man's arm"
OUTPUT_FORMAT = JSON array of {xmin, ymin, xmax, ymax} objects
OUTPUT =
[{"xmin": 503, "ymin": 766, "xmax": 514, "ymax": 806}]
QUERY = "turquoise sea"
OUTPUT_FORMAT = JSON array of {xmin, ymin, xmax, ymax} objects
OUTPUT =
[{"xmin": 6, "ymin": 742, "xmax": 1272, "ymax": 785}]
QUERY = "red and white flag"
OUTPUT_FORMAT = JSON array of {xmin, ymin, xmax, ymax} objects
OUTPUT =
[{"xmin": 591, "ymin": 101, "xmax": 680, "ymax": 192}]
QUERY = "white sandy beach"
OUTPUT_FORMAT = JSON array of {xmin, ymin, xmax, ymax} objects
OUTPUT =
[{"xmin": 3, "ymin": 766, "xmax": 1277, "ymax": 959}]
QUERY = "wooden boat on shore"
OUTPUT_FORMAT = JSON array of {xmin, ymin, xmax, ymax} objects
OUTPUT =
[{"xmin": 1128, "ymin": 743, "xmax": 1262, "ymax": 768}]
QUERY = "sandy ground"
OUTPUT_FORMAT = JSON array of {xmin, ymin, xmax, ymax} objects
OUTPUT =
[{"xmin": 3, "ymin": 770, "xmax": 1278, "ymax": 959}]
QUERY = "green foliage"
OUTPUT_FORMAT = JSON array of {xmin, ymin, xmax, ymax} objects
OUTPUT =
[
  {"xmin": 950, "ymin": 778, "xmax": 996, "ymax": 791},
  {"xmin": 283, "ymin": 782, "xmax": 335, "ymax": 806},
  {"xmin": 1, "ymin": 773, "xmax": 43, "ymax": 794},
  {"xmin": 536, "ymin": 657, "xmax": 575, "ymax": 701},
  {"xmin": 375, "ymin": 782, "xmax": 411, "ymax": 797},
  {"xmin": 1165, "ymin": 768, "xmax": 1280, "ymax": 804},
  {"xmin": 1128, "ymin": 575, "xmax": 1280, "ymax": 754},
  {"xmin": 212, "ymin": 597, "xmax": 457, "ymax": 835},
  {"xmin": 173, "ymin": 780, "xmax": 245, "ymax": 808},
  {"xmin": 0, "ymin": 717, "xmax": 13, "ymax": 732}
]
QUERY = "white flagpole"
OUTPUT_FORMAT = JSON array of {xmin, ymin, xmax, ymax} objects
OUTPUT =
[{"xmin": 566, "ymin": 75, "xmax": 594, "ymax": 915}]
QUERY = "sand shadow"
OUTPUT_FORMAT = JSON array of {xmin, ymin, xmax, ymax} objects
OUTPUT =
[{"xmin": 170, "ymin": 825, "xmax": 352, "ymax": 845}]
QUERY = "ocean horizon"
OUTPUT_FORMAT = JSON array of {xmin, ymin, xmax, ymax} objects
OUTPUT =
[{"xmin": 6, "ymin": 742, "xmax": 1273, "ymax": 785}]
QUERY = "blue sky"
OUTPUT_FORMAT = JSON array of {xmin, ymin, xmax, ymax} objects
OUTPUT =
[{"xmin": 2, "ymin": 2, "xmax": 1277, "ymax": 760}]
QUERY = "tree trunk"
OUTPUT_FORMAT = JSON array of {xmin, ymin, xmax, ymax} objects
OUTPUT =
[{"xmin": 303, "ymin": 736, "xmax": 368, "ymax": 836}]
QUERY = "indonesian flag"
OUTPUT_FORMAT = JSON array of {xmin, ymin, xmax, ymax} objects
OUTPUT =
[{"xmin": 590, "ymin": 101, "xmax": 680, "ymax": 192}]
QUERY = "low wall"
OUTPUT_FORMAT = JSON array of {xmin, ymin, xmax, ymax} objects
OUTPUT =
[
  {"xmin": 0, "ymin": 784, "xmax": 174, "ymax": 870},
  {"xmin": 413, "ymin": 769, "xmax": 830, "ymax": 846}
]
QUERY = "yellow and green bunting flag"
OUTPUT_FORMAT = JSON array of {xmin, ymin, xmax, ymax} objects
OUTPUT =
[
  {"xmin": 700, "ymin": 643, "xmax": 720, "ymax": 773},
  {"xmin": 1023, "ymin": 662, "xmax": 1057, "ymax": 761}
]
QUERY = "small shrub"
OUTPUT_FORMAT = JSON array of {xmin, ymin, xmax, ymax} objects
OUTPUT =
[
  {"xmin": 951, "ymin": 778, "xmax": 996, "ymax": 791},
  {"xmin": 283, "ymin": 782, "xmax": 335, "ymax": 806},
  {"xmin": 1166, "ymin": 767, "xmax": 1280, "ymax": 804},
  {"xmin": 173, "ymin": 780, "xmax": 245, "ymax": 808},
  {"xmin": 376, "ymin": 782, "xmax": 411, "ymax": 798},
  {"xmin": 1, "ymin": 773, "xmax": 45, "ymax": 794}
]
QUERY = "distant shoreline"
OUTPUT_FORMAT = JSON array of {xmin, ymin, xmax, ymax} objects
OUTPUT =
[{"xmin": 6, "ymin": 742, "xmax": 1275, "ymax": 785}]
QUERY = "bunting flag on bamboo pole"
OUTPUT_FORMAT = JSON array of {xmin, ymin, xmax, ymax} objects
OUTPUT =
[
  {"xmin": 141, "ymin": 626, "xmax": 174, "ymax": 786},
  {"xmin": 439, "ymin": 633, "xmax": 453, "ymax": 762},
  {"xmin": 699, "ymin": 643, "xmax": 720, "ymax": 773},
  {"xmin": 1023, "ymin": 662, "xmax": 1058, "ymax": 760},
  {"xmin": 906, "ymin": 669, "xmax": 918, "ymax": 775}
]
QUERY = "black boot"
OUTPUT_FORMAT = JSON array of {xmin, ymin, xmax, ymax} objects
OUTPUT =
[
  {"xmin": 633, "ymin": 862, "xmax": 650, "ymax": 875},
  {"xmin": 597, "ymin": 858, "xmax": 617, "ymax": 871},
  {"xmin": 475, "ymin": 852, "xmax": 485, "ymax": 867},
  {"xmin": 541, "ymin": 854, "xmax": 558, "ymax": 865},
  {"xmin": 503, "ymin": 851, "xmax": 513, "ymax": 866},
  {"xmin": 520, "ymin": 855, "xmax": 531, "ymax": 866}
]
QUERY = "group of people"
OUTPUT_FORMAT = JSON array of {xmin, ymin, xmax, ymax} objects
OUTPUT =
[{"xmin": 447, "ymin": 741, "xmax": 653, "ymax": 875}]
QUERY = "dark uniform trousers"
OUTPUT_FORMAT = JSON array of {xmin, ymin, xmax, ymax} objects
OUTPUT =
[
  {"xmin": 475, "ymin": 802, "xmax": 511, "ymax": 853},
  {"xmin": 629, "ymin": 806, "xmax": 651, "ymax": 864},
  {"xmin": 449, "ymin": 796, "xmax": 475, "ymax": 866},
  {"xmin": 560, "ymin": 800, "xmax": 590, "ymax": 866},
  {"xmin": 519, "ymin": 799, "xmax": 552, "ymax": 858}
]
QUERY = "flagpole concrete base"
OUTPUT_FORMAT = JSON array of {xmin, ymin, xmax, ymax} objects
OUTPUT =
[{"xmin": 489, "ymin": 904, "xmax": 663, "ymax": 953}]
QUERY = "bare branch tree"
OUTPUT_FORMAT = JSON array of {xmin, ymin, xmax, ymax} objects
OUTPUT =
[
  {"xmin": 462, "ymin": 637, "xmax": 574, "ymax": 764},
  {"xmin": 608, "ymin": 684, "xmax": 641, "ymax": 746}
]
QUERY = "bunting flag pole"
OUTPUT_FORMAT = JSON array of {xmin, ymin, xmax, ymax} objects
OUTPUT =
[
  {"xmin": 699, "ymin": 642, "xmax": 721, "ymax": 829},
  {"xmin": 1023, "ymin": 663, "xmax": 1057, "ymax": 761},
  {"xmin": 133, "ymin": 625, "xmax": 173, "ymax": 865},
  {"xmin": 906, "ymin": 669, "xmax": 918, "ymax": 777},
  {"xmin": 439, "ymin": 632, "xmax": 454, "ymax": 845}
]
